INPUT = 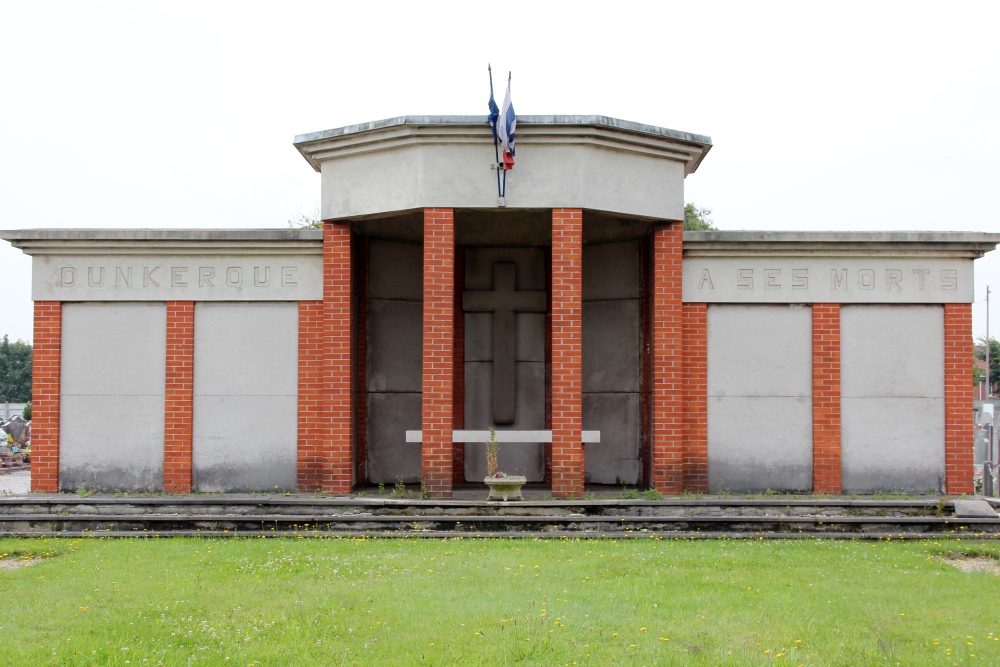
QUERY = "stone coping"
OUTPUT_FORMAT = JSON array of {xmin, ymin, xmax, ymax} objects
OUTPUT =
[
  {"xmin": 293, "ymin": 115, "xmax": 713, "ymax": 149},
  {"xmin": 684, "ymin": 231, "xmax": 1000, "ymax": 258},
  {"xmin": 4, "ymin": 228, "xmax": 996, "ymax": 255},
  {"xmin": 0, "ymin": 494, "xmax": 966, "ymax": 508}
]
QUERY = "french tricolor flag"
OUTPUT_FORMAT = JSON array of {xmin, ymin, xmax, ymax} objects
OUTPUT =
[{"xmin": 496, "ymin": 78, "xmax": 516, "ymax": 170}]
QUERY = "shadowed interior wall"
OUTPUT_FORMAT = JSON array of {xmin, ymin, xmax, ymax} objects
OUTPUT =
[
  {"xmin": 366, "ymin": 239, "xmax": 423, "ymax": 483},
  {"xmin": 841, "ymin": 305, "xmax": 945, "ymax": 492},
  {"xmin": 464, "ymin": 247, "xmax": 546, "ymax": 481},
  {"xmin": 582, "ymin": 240, "xmax": 643, "ymax": 484},
  {"xmin": 192, "ymin": 302, "xmax": 298, "ymax": 492},
  {"xmin": 60, "ymin": 302, "xmax": 166, "ymax": 491},
  {"xmin": 707, "ymin": 304, "xmax": 813, "ymax": 492}
]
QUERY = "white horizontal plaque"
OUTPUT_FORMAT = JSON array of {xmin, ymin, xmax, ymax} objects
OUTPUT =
[
  {"xmin": 406, "ymin": 430, "xmax": 601, "ymax": 443},
  {"xmin": 32, "ymin": 254, "xmax": 323, "ymax": 301},
  {"xmin": 682, "ymin": 257, "xmax": 973, "ymax": 303}
]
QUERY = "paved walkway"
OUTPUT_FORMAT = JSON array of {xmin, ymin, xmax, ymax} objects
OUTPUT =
[{"xmin": 0, "ymin": 470, "xmax": 30, "ymax": 496}]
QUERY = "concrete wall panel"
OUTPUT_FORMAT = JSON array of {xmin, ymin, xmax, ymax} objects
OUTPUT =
[
  {"xmin": 367, "ymin": 392, "xmax": 422, "ymax": 483},
  {"xmin": 841, "ymin": 305, "xmax": 945, "ymax": 492},
  {"xmin": 842, "ymin": 305, "xmax": 944, "ymax": 398},
  {"xmin": 583, "ymin": 393, "xmax": 643, "ymax": 484},
  {"xmin": 464, "ymin": 362, "xmax": 545, "ymax": 480},
  {"xmin": 366, "ymin": 238, "xmax": 424, "ymax": 483},
  {"xmin": 707, "ymin": 305, "xmax": 812, "ymax": 397},
  {"xmin": 842, "ymin": 397, "xmax": 945, "ymax": 492},
  {"xmin": 318, "ymin": 137, "xmax": 687, "ymax": 222},
  {"xmin": 465, "ymin": 248, "xmax": 546, "ymax": 290},
  {"xmin": 60, "ymin": 303, "xmax": 166, "ymax": 491},
  {"xmin": 192, "ymin": 395, "xmax": 298, "ymax": 491},
  {"xmin": 465, "ymin": 313, "xmax": 545, "ymax": 363},
  {"xmin": 707, "ymin": 396, "xmax": 813, "ymax": 492},
  {"xmin": 583, "ymin": 241, "xmax": 641, "ymax": 301},
  {"xmin": 368, "ymin": 240, "xmax": 423, "ymax": 301},
  {"xmin": 367, "ymin": 299, "xmax": 422, "ymax": 392},
  {"xmin": 706, "ymin": 305, "xmax": 812, "ymax": 492},
  {"xmin": 193, "ymin": 303, "xmax": 298, "ymax": 492},
  {"xmin": 582, "ymin": 300, "xmax": 642, "ymax": 393}
]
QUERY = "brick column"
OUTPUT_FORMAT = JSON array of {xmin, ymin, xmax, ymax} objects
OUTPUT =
[
  {"xmin": 163, "ymin": 301, "xmax": 194, "ymax": 493},
  {"xmin": 681, "ymin": 303, "xmax": 708, "ymax": 492},
  {"xmin": 812, "ymin": 304, "xmax": 842, "ymax": 493},
  {"xmin": 944, "ymin": 303, "xmax": 974, "ymax": 494},
  {"xmin": 551, "ymin": 208, "xmax": 584, "ymax": 498},
  {"xmin": 297, "ymin": 300, "xmax": 325, "ymax": 491},
  {"xmin": 650, "ymin": 222, "xmax": 683, "ymax": 494},
  {"xmin": 452, "ymin": 247, "xmax": 466, "ymax": 482},
  {"xmin": 30, "ymin": 301, "xmax": 62, "ymax": 493},
  {"xmin": 324, "ymin": 222, "xmax": 354, "ymax": 494},
  {"xmin": 422, "ymin": 208, "xmax": 455, "ymax": 498}
]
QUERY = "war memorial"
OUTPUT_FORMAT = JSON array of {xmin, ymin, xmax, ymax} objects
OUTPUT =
[{"xmin": 3, "ymin": 114, "xmax": 999, "ymax": 498}]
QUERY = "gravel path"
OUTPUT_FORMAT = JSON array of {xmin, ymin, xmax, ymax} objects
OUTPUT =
[{"xmin": 0, "ymin": 469, "xmax": 30, "ymax": 496}]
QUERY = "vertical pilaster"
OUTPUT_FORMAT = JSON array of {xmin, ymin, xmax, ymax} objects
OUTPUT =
[
  {"xmin": 812, "ymin": 303, "xmax": 842, "ymax": 493},
  {"xmin": 324, "ymin": 222, "xmax": 354, "ymax": 494},
  {"xmin": 163, "ymin": 301, "xmax": 194, "ymax": 493},
  {"xmin": 452, "ymin": 247, "xmax": 466, "ymax": 482},
  {"xmin": 944, "ymin": 303, "xmax": 974, "ymax": 494},
  {"xmin": 422, "ymin": 208, "xmax": 455, "ymax": 498},
  {"xmin": 297, "ymin": 300, "xmax": 325, "ymax": 491},
  {"xmin": 30, "ymin": 301, "xmax": 61, "ymax": 493},
  {"xmin": 550, "ymin": 208, "xmax": 584, "ymax": 498},
  {"xmin": 650, "ymin": 222, "xmax": 683, "ymax": 494},
  {"xmin": 681, "ymin": 302, "xmax": 708, "ymax": 492}
]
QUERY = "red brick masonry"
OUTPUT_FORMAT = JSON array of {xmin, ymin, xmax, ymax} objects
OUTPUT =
[
  {"xmin": 650, "ymin": 222, "xmax": 684, "ymax": 494},
  {"xmin": 30, "ymin": 301, "xmax": 61, "ymax": 493},
  {"xmin": 550, "ymin": 209, "xmax": 584, "ymax": 498},
  {"xmin": 681, "ymin": 302, "xmax": 708, "ymax": 492},
  {"xmin": 422, "ymin": 208, "xmax": 455, "ymax": 498},
  {"xmin": 324, "ymin": 222, "xmax": 354, "ymax": 494},
  {"xmin": 944, "ymin": 303, "xmax": 973, "ymax": 494},
  {"xmin": 812, "ymin": 304, "xmax": 842, "ymax": 493},
  {"xmin": 163, "ymin": 301, "xmax": 194, "ymax": 492}
]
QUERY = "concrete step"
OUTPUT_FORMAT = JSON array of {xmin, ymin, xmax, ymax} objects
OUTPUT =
[{"xmin": 0, "ymin": 496, "xmax": 995, "ymax": 538}]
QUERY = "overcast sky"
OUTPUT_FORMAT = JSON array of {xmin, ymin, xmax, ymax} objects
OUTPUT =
[{"xmin": 1, "ymin": 1, "xmax": 998, "ymax": 344}]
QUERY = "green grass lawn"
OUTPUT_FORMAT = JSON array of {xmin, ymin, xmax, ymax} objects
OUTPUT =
[{"xmin": 2, "ymin": 536, "xmax": 999, "ymax": 666}]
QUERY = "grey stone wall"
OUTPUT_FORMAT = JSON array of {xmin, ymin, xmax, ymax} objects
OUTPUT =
[
  {"xmin": 60, "ymin": 303, "xmax": 166, "ymax": 491},
  {"xmin": 192, "ymin": 302, "xmax": 298, "ymax": 492},
  {"xmin": 707, "ymin": 305, "xmax": 813, "ymax": 492},
  {"xmin": 582, "ymin": 240, "xmax": 644, "ymax": 484},
  {"xmin": 464, "ymin": 247, "xmax": 546, "ymax": 481},
  {"xmin": 841, "ymin": 305, "xmax": 945, "ymax": 493},
  {"xmin": 366, "ymin": 239, "xmax": 423, "ymax": 483}
]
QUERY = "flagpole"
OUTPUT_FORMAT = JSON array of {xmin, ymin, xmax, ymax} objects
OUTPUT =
[
  {"xmin": 499, "ymin": 71, "xmax": 511, "ymax": 205},
  {"xmin": 488, "ymin": 64, "xmax": 502, "ymax": 205}
]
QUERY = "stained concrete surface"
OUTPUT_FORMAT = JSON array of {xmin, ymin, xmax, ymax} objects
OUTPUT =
[
  {"xmin": 0, "ymin": 470, "xmax": 31, "ymax": 495},
  {"xmin": 60, "ymin": 303, "xmax": 166, "ymax": 491}
]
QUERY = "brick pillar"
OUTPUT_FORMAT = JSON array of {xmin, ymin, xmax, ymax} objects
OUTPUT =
[
  {"xmin": 550, "ymin": 208, "xmax": 584, "ymax": 498},
  {"xmin": 422, "ymin": 208, "xmax": 455, "ymax": 498},
  {"xmin": 812, "ymin": 304, "xmax": 842, "ymax": 493},
  {"xmin": 163, "ymin": 301, "xmax": 194, "ymax": 493},
  {"xmin": 682, "ymin": 303, "xmax": 708, "ymax": 492},
  {"xmin": 650, "ymin": 222, "xmax": 684, "ymax": 494},
  {"xmin": 297, "ymin": 300, "xmax": 325, "ymax": 491},
  {"xmin": 452, "ymin": 247, "xmax": 466, "ymax": 482},
  {"xmin": 324, "ymin": 222, "xmax": 354, "ymax": 494},
  {"xmin": 30, "ymin": 301, "xmax": 61, "ymax": 493},
  {"xmin": 944, "ymin": 303, "xmax": 974, "ymax": 494}
]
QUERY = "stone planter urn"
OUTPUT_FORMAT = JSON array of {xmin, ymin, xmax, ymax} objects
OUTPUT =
[{"xmin": 484, "ymin": 475, "xmax": 527, "ymax": 501}]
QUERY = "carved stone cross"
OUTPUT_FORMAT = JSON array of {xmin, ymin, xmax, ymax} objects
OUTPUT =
[{"xmin": 463, "ymin": 262, "xmax": 546, "ymax": 424}]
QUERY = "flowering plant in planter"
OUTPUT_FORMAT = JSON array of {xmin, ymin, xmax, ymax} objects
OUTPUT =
[
  {"xmin": 483, "ymin": 427, "xmax": 526, "ymax": 501},
  {"xmin": 486, "ymin": 427, "xmax": 500, "ymax": 477}
]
